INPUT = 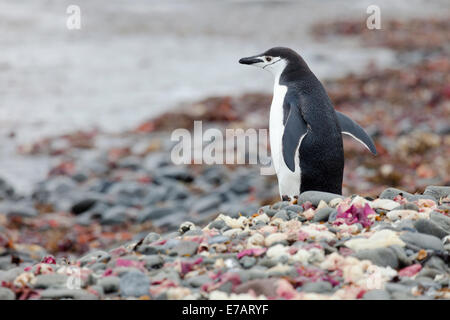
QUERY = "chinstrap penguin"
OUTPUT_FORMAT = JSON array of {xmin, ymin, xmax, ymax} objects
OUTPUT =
[{"xmin": 239, "ymin": 47, "xmax": 377, "ymax": 200}]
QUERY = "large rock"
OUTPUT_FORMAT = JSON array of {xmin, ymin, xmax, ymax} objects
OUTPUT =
[
  {"xmin": 297, "ymin": 191, "xmax": 343, "ymax": 207},
  {"xmin": 430, "ymin": 211, "xmax": 450, "ymax": 233},
  {"xmin": 400, "ymin": 232, "xmax": 444, "ymax": 251},
  {"xmin": 353, "ymin": 248, "xmax": 399, "ymax": 268},
  {"xmin": 423, "ymin": 186, "xmax": 450, "ymax": 200},
  {"xmin": 414, "ymin": 219, "xmax": 449, "ymax": 239},
  {"xmin": 379, "ymin": 188, "xmax": 435, "ymax": 202}
]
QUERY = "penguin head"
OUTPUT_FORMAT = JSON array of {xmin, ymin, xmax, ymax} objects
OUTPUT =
[{"xmin": 239, "ymin": 47, "xmax": 303, "ymax": 77}]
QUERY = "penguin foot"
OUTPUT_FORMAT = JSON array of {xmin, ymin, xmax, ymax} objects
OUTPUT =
[{"xmin": 282, "ymin": 195, "xmax": 291, "ymax": 202}]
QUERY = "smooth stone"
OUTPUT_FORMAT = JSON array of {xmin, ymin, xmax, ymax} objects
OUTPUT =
[
  {"xmin": 328, "ymin": 209, "xmax": 338, "ymax": 222},
  {"xmin": 183, "ymin": 229, "xmax": 203, "ymax": 236},
  {"xmin": 301, "ymin": 281, "xmax": 333, "ymax": 293},
  {"xmin": 417, "ymin": 267, "xmax": 441, "ymax": 279},
  {"xmin": 262, "ymin": 208, "xmax": 278, "ymax": 217},
  {"xmin": 186, "ymin": 275, "xmax": 210, "ymax": 288},
  {"xmin": 138, "ymin": 207, "xmax": 176, "ymax": 223},
  {"xmin": 414, "ymin": 219, "xmax": 449, "ymax": 239},
  {"xmin": 79, "ymin": 251, "xmax": 111, "ymax": 266},
  {"xmin": 424, "ymin": 256, "xmax": 448, "ymax": 273},
  {"xmin": 272, "ymin": 201, "xmax": 289, "ymax": 210},
  {"xmin": 240, "ymin": 256, "xmax": 257, "ymax": 269},
  {"xmin": 284, "ymin": 205, "xmax": 303, "ymax": 213},
  {"xmin": 430, "ymin": 211, "xmax": 450, "ymax": 232},
  {"xmin": 385, "ymin": 283, "xmax": 414, "ymax": 294},
  {"xmin": 208, "ymin": 236, "xmax": 230, "ymax": 245},
  {"xmin": 273, "ymin": 210, "xmax": 289, "ymax": 221},
  {"xmin": 143, "ymin": 232, "xmax": 161, "ymax": 245},
  {"xmin": 101, "ymin": 206, "xmax": 127, "ymax": 225},
  {"xmin": 170, "ymin": 241, "xmax": 199, "ymax": 257},
  {"xmin": 400, "ymin": 232, "xmax": 444, "ymax": 251},
  {"xmin": 33, "ymin": 274, "xmax": 69, "ymax": 289},
  {"xmin": 298, "ymin": 191, "xmax": 343, "ymax": 207},
  {"xmin": 379, "ymin": 188, "xmax": 435, "ymax": 202},
  {"xmin": 119, "ymin": 271, "xmax": 150, "ymax": 297},
  {"xmin": 209, "ymin": 219, "xmax": 226, "ymax": 230},
  {"xmin": 71, "ymin": 199, "xmax": 97, "ymax": 215},
  {"xmin": 0, "ymin": 267, "xmax": 23, "ymax": 283},
  {"xmin": 0, "ymin": 287, "xmax": 15, "ymax": 300},
  {"xmin": 396, "ymin": 219, "xmax": 416, "ymax": 231},
  {"xmin": 389, "ymin": 245, "xmax": 412, "ymax": 267},
  {"xmin": 0, "ymin": 203, "xmax": 38, "ymax": 218},
  {"xmin": 142, "ymin": 255, "xmax": 164, "ymax": 269},
  {"xmin": 371, "ymin": 199, "xmax": 400, "ymax": 211},
  {"xmin": 353, "ymin": 248, "xmax": 399, "ymax": 268},
  {"xmin": 40, "ymin": 289, "xmax": 98, "ymax": 300},
  {"xmin": 234, "ymin": 278, "xmax": 278, "ymax": 297},
  {"xmin": 363, "ymin": 289, "xmax": 391, "ymax": 300},
  {"xmin": 191, "ymin": 195, "xmax": 222, "ymax": 213},
  {"xmin": 98, "ymin": 276, "xmax": 120, "ymax": 293},
  {"xmin": 313, "ymin": 207, "xmax": 334, "ymax": 222},
  {"xmin": 423, "ymin": 186, "xmax": 450, "ymax": 200}
]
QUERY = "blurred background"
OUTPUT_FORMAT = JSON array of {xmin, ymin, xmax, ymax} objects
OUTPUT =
[{"xmin": 0, "ymin": 0, "xmax": 449, "ymax": 255}]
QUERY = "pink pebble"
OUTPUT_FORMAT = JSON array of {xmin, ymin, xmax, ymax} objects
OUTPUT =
[{"xmin": 398, "ymin": 264, "xmax": 422, "ymax": 277}]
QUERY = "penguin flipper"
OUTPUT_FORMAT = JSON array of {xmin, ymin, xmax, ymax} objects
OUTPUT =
[
  {"xmin": 282, "ymin": 104, "xmax": 308, "ymax": 172},
  {"xmin": 336, "ymin": 111, "xmax": 377, "ymax": 155}
]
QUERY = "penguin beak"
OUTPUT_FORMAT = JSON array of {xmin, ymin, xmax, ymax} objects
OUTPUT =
[{"xmin": 239, "ymin": 55, "xmax": 264, "ymax": 65}]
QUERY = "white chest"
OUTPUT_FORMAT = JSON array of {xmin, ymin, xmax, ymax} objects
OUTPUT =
[
  {"xmin": 269, "ymin": 82, "xmax": 301, "ymax": 198},
  {"xmin": 269, "ymin": 83, "xmax": 287, "ymax": 172}
]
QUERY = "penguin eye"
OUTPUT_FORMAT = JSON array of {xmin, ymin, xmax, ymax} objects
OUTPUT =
[{"xmin": 266, "ymin": 56, "xmax": 272, "ymax": 62}]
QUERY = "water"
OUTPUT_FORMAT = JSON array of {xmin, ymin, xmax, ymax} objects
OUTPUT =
[{"xmin": 0, "ymin": 0, "xmax": 448, "ymax": 193}]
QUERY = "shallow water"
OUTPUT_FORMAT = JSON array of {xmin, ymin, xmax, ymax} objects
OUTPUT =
[{"xmin": 0, "ymin": 0, "xmax": 448, "ymax": 193}]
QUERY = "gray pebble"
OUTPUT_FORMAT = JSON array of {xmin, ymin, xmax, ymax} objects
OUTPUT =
[
  {"xmin": 353, "ymin": 248, "xmax": 399, "ymax": 268},
  {"xmin": 119, "ymin": 271, "xmax": 150, "ymax": 297},
  {"xmin": 272, "ymin": 201, "xmax": 289, "ymax": 210},
  {"xmin": 423, "ymin": 186, "xmax": 450, "ymax": 200},
  {"xmin": 79, "ymin": 250, "xmax": 110, "ymax": 266},
  {"xmin": 313, "ymin": 207, "xmax": 334, "ymax": 222},
  {"xmin": 186, "ymin": 275, "xmax": 210, "ymax": 288},
  {"xmin": 414, "ymin": 219, "xmax": 449, "ymax": 239},
  {"xmin": 138, "ymin": 207, "xmax": 176, "ymax": 223},
  {"xmin": 98, "ymin": 276, "xmax": 120, "ymax": 293},
  {"xmin": 273, "ymin": 210, "xmax": 289, "ymax": 221},
  {"xmin": 328, "ymin": 209, "xmax": 339, "ymax": 222},
  {"xmin": 209, "ymin": 219, "xmax": 226, "ymax": 230},
  {"xmin": 170, "ymin": 241, "xmax": 199, "ymax": 257},
  {"xmin": 430, "ymin": 211, "xmax": 450, "ymax": 233},
  {"xmin": 40, "ymin": 289, "xmax": 98, "ymax": 300},
  {"xmin": 301, "ymin": 281, "xmax": 333, "ymax": 293},
  {"xmin": 208, "ymin": 235, "xmax": 230, "ymax": 244},
  {"xmin": 363, "ymin": 289, "xmax": 391, "ymax": 300},
  {"xmin": 400, "ymin": 232, "xmax": 444, "ymax": 251},
  {"xmin": 0, "ymin": 287, "xmax": 15, "ymax": 300},
  {"xmin": 298, "ymin": 191, "xmax": 343, "ymax": 207},
  {"xmin": 142, "ymin": 255, "xmax": 164, "ymax": 269},
  {"xmin": 33, "ymin": 274, "xmax": 69, "ymax": 289},
  {"xmin": 143, "ymin": 232, "xmax": 161, "ymax": 244},
  {"xmin": 240, "ymin": 256, "xmax": 257, "ymax": 269}
]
